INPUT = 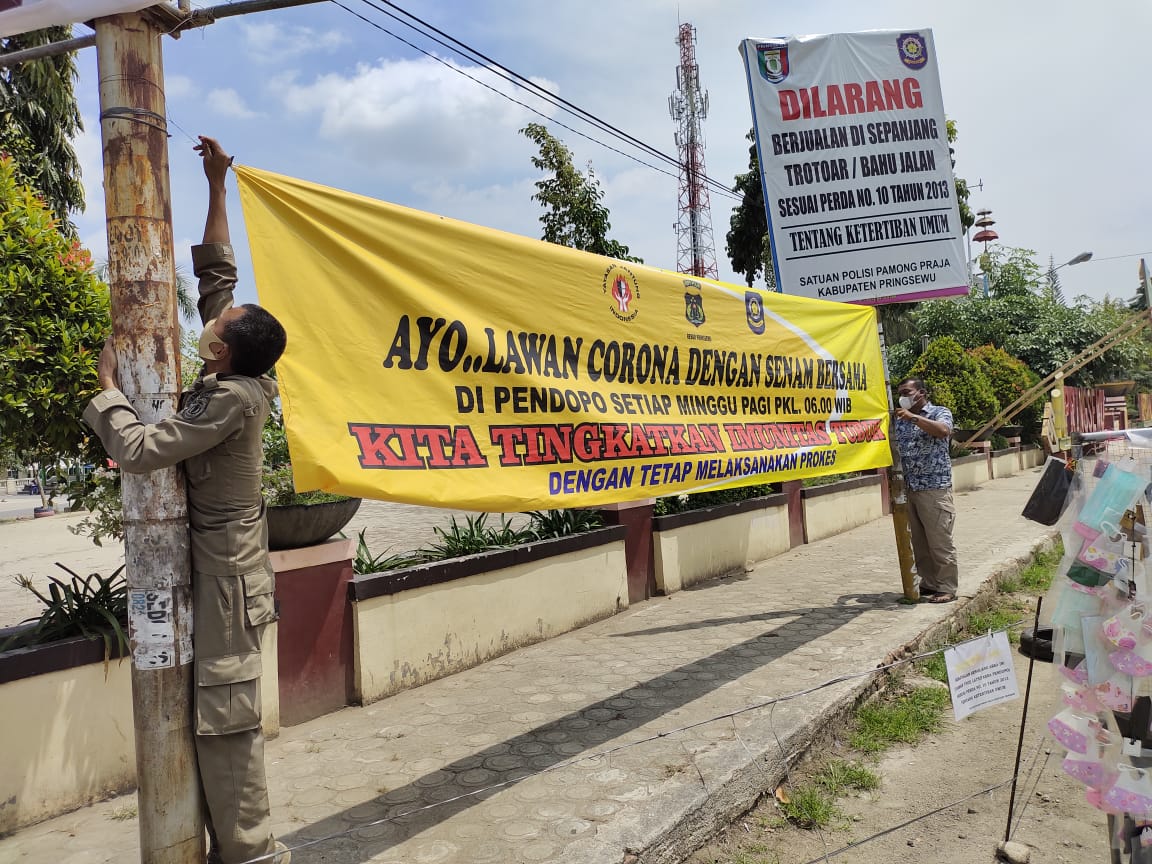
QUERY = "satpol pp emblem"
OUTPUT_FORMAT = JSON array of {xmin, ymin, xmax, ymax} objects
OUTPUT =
[
  {"xmin": 756, "ymin": 42, "xmax": 789, "ymax": 84},
  {"xmin": 745, "ymin": 291, "xmax": 766, "ymax": 335},
  {"xmin": 897, "ymin": 32, "xmax": 927, "ymax": 70},
  {"xmin": 180, "ymin": 389, "xmax": 211, "ymax": 420}
]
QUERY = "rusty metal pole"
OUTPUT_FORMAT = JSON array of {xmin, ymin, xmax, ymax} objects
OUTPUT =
[
  {"xmin": 878, "ymin": 321, "xmax": 919, "ymax": 601},
  {"xmin": 94, "ymin": 13, "xmax": 203, "ymax": 864}
]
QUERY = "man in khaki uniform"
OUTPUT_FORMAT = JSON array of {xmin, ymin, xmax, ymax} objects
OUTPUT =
[{"xmin": 84, "ymin": 137, "xmax": 288, "ymax": 864}]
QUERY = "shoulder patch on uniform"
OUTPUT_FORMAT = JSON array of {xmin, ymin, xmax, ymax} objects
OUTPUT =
[{"xmin": 180, "ymin": 389, "xmax": 212, "ymax": 420}]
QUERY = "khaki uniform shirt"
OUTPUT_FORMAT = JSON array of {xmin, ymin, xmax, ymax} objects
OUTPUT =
[{"xmin": 83, "ymin": 243, "xmax": 278, "ymax": 576}]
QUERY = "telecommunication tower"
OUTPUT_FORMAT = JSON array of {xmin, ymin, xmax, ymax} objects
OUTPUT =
[{"xmin": 669, "ymin": 23, "xmax": 718, "ymax": 279}]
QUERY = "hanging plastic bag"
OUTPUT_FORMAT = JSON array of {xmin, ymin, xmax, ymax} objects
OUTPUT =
[{"xmin": 1023, "ymin": 456, "xmax": 1074, "ymax": 525}]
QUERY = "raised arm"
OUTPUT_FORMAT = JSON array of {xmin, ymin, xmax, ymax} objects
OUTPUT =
[{"xmin": 192, "ymin": 136, "xmax": 237, "ymax": 324}]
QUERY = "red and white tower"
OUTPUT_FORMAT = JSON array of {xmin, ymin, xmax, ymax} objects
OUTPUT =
[{"xmin": 669, "ymin": 22, "xmax": 717, "ymax": 279}]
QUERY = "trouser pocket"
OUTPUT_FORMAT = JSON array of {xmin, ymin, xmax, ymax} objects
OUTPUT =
[
  {"xmin": 241, "ymin": 570, "xmax": 277, "ymax": 628},
  {"xmin": 196, "ymin": 652, "xmax": 262, "ymax": 735}
]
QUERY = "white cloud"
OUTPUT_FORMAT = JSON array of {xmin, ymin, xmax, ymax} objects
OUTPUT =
[
  {"xmin": 164, "ymin": 74, "xmax": 195, "ymax": 100},
  {"xmin": 207, "ymin": 88, "xmax": 261, "ymax": 119},
  {"xmin": 243, "ymin": 21, "xmax": 348, "ymax": 63},
  {"xmin": 277, "ymin": 57, "xmax": 557, "ymax": 176}
]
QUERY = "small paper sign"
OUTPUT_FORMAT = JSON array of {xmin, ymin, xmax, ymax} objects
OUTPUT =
[
  {"xmin": 128, "ymin": 588, "xmax": 176, "ymax": 670},
  {"xmin": 945, "ymin": 631, "xmax": 1020, "ymax": 721}
]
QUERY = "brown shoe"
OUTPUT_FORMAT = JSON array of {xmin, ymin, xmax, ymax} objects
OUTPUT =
[
  {"xmin": 273, "ymin": 841, "xmax": 291, "ymax": 864},
  {"xmin": 925, "ymin": 593, "xmax": 956, "ymax": 604}
]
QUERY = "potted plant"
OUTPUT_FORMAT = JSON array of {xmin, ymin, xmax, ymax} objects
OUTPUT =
[{"xmin": 262, "ymin": 413, "xmax": 361, "ymax": 551}]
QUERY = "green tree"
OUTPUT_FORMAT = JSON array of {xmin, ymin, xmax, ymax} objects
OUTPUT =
[
  {"xmin": 520, "ymin": 123, "xmax": 639, "ymax": 262},
  {"xmin": 0, "ymin": 155, "xmax": 109, "ymax": 508},
  {"xmin": 976, "ymin": 244, "xmax": 1044, "ymax": 298},
  {"xmin": 0, "ymin": 26, "xmax": 84, "ymax": 230},
  {"xmin": 726, "ymin": 130, "xmax": 773, "ymax": 288},
  {"xmin": 909, "ymin": 245, "xmax": 1151, "ymax": 385},
  {"xmin": 907, "ymin": 337, "xmax": 998, "ymax": 429},
  {"xmin": 945, "ymin": 120, "xmax": 973, "ymax": 232},
  {"xmin": 968, "ymin": 344, "xmax": 1042, "ymax": 432}
]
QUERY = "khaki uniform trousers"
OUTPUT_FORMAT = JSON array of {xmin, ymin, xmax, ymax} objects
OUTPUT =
[
  {"xmin": 907, "ymin": 488, "xmax": 959, "ymax": 595},
  {"xmin": 194, "ymin": 569, "xmax": 278, "ymax": 864}
]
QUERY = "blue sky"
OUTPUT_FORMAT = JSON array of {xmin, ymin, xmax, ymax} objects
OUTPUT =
[{"xmin": 63, "ymin": 0, "xmax": 1152, "ymax": 313}]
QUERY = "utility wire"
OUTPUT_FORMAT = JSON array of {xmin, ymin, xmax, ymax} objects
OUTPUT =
[
  {"xmin": 330, "ymin": 0, "xmax": 742, "ymax": 203},
  {"xmin": 352, "ymin": 0, "xmax": 738, "ymax": 201}
]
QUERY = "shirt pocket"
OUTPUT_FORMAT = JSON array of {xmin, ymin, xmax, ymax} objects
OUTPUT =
[{"xmin": 241, "ymin": 570, "xmax": 277, "ymax": 628}]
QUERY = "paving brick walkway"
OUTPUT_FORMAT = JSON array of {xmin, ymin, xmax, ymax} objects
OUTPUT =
[{"xmin": 0, "ymin": 470, "xmax": 1057, "ymax": 863}]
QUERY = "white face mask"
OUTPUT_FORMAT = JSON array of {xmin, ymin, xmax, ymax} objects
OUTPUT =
[
  {"xmin": 898, "ymin": 395, "xmax": 916, "ymax": 411},
  {"xmin": 198, "ymin": 318, "xmax": 224, "ymax": 362}
]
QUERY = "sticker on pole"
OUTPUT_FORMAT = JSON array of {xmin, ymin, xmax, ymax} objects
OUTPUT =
[
  {"xmin": 128, "ymin": 587, "xmax": 176, "ymax": 670},
  {"xmin": 944, "ymin": 630, "xmax": 1020, "ymax": 721}
]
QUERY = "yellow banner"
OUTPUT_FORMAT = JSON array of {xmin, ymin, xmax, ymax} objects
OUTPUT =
[{"xmin": 235, "ymin": 166, "xmax": 892, "ymax": 511}]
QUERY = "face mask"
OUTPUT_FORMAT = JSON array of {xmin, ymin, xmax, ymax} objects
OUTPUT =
[
  {"xmin": 898, "ymin": 395, "xmax": 915, "ymax": 411},
  {"xmin": 198, "ymin": 318, "xmax": 224, "ymax": 362}
]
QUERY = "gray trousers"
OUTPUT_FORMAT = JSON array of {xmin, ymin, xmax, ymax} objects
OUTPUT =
[
  {"xmin": 194, "ymin": 570, "xmax": 278, "ymax": 864},
  {"xmin": 907, "ymin": 488, "xmax": 959, "ymax": 595}
]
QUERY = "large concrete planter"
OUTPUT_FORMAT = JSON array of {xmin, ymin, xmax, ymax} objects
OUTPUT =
[
  {"xmin": 0, "ymin": 625, "xmax": 278, "ymax": 834},
  {"xmin": 350, "ymin": 526, "xmax": 628, "ymax": 703},
  {"xmin": 952, "ymin": 453, "xmax": 989, "ymax": 492},
  {"xmin": 652, "ymin": 493, "xmax": 790, "ymax": 594},
  {"xmin": 0, "ymin": 632, "xmax": 132, "ymax": 835},
  {"xmin": 990, "ymin": 447, "xmax": 1019, "ymax": 479},
  {"xmin": 1021, "ymin": 445, "xmax": 1043, "ymax": 469},
  {"xmin": 801, "ymin": 475, "xmax": 883, "ymax": 542}
]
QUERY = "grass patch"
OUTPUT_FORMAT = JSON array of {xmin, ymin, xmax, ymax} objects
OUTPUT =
[
  {"xmin": 1018, "ymin": 539, "xmax": 1064, "ymax": 594},
  {"xmin": 779, "ymin": 784, "xmax": 840, "ymax": 829},
  {"xmin": 109, "ymin": 804, "xmax": 137, "ymax": 821},
  {"xmin": 998, "ymin": 575, "xmax": 1021, "ymax": 593},
  {"xmin": 917, "ymin": 648, "xmax": 949, "ymax": 683},
  {"xmin": 967, "ymin": 599, "xmax": 1031, "ymax": 645},
  {"xmin": 851, "ymin": 686, "xmax": 950, "ymax": 753},
  {"xmin": 816, "ymin": 759, "xmax": 880, "ymax": 794}
]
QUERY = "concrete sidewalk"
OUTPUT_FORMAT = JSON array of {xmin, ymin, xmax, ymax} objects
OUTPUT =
[{"xmin": 0, "ymin": 470, "xmax": 1054, "ymax": 864}]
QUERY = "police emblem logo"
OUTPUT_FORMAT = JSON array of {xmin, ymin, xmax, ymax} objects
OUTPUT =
[
  {"xmin": 756, "ymin": 43, "xmax": 789, "ymax": 84},
  {"xmin": 684, "ymin": 292, "xmax": 705, "ymax": 328},
  {"xmin": 602, "ymin": 264, "xmax": 640, "ymax": 323},
  {"xmin": 745, "ymin": 291, "xmax": 766, "ymax": 335},
  {"xmin": 897, "ymin": 32, "xmax": 927, "ymax": 70},
  {"xmin": 180, "ymin": 389, "xmax": 211, "ymax": 420}
]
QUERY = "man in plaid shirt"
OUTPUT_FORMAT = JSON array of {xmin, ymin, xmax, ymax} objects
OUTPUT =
[{"xmin": 894, "ymin": 377, "xmax": 958, "ymax": 603}]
